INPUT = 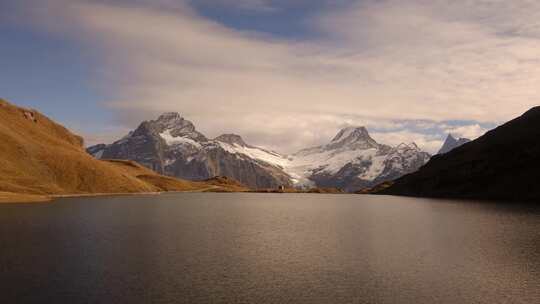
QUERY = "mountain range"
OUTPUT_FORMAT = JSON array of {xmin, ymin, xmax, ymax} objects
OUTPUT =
[
  {"xmin": 0, "ymin": 99, "xmax": 247, "ymax": 203},
  {"xmin": 4, "ymin": 96, "xmax": 538, "ymax": 202},
  {"xmin": 379, "ymin": 106, "xmax": 540, "ymax": 201},
  {"xmin": 88, "ymin": 113, "xmax": 432, "ymax": 192}
]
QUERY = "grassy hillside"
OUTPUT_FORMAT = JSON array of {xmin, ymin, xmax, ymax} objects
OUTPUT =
[{"xmin": 0, "ymin": 99, "xmax": 248, "ymax": 202}]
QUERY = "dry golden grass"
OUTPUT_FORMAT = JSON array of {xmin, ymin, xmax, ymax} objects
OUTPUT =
[
  {"xmin": 356, "ymin": 181, "xmax": 394, "ymax": 194},
  {"xmin": 202, "ymin": 176, "xmax": 250, "ymax": 192},
  {"xmin": 0, "ymin": 98, "xmax": 247, "ymax": 202},
  {"xmin": 0, "ymin": 192, "xmax": 51, "ymax": 203}
]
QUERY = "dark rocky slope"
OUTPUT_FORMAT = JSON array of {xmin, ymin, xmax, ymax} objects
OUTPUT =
[{"xmin": 379, "ymin": 106, "xmax": 540, "ymax": 201}]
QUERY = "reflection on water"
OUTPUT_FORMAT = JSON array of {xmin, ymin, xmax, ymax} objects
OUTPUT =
[{"xmin": 0, "ymin": 194, "xmax": 539, "ymax": 303}]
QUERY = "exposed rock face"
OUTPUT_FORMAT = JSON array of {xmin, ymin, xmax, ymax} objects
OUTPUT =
[
  {"xmin": 329, "ymin": 127, "xmax": 379, "ymax": 150},
  {"xmin": 88, "ymin": 115, "xmax": 431, "ymax": 192},
  {"xmin": 437, "ymin": 134, "xmax": 471, "ymax": 154},
  {"xmin": 379, "ymin": 107, "xmax": 540, "ymax": 201},
  {"xmin": 214, "ymin": 134, "xmax": 248, "ymax": 147},
  {"xmin": 88, "ymin": 115, "xmax": 291, "ymax": 189}
]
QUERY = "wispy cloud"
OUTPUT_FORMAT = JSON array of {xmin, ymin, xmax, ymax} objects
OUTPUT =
[
  {"xmin": 12, "ymin": 0, "xmax": 540, "ymax": 152},
  {"xmin": 195, "ymin": 0, "xmax": 278, "ymax": 12},
  {"xmin": 371, "ymin": 131, "xmax": 443, "ymax": 154},
  {"xmin": 444, "ymin": 124, "xmax": 488, "ymax": 140}
]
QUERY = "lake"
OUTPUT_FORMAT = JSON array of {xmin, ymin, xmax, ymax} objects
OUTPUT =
[{"xmin": 0, "ymin": 193, "xmax": 539, "ymax": 303}]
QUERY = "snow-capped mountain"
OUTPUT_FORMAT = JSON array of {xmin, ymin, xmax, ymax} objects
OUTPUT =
[
  {"xmin": 437, "ymin": 134, "xmax": 471, "ymax": 154},
  {"xmin": 279, "ymin": 127, "xmax": 431, "ymax": 192},
  {"xmin": 88, "ymin": 113, "xmax": 431, "ymax": 191},
  {"xmin": 87, "ymin": 113, "xmax": 291, "ymax": 189}
]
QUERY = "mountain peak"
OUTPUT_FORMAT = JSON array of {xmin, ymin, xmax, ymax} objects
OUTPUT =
[
  {"xmin": 445, "ymin": 133, "xmax": 457, "ymax": 142},
  {"xmin": 396, "ymin": 142, "xmax": 419, "ymax": 150},
  {"xmin": 157, "ymin": 112, "xmax": 182, "ymax": 122},
  {"xmin": 438, "ymin": 133, "xmax": 471, "ymax": 154},
  {"xmin": 331, "ymin": 126, "xmax": 370, "ymax": 142},
  {"xmin": 146, "ymin": 112, "xmax": 207, "ymax": 142},
  {"xmin": 215, "ymin": 134, "xmax": 248, "ymax": 147},
  {"xmin": 152, "ymin": 112, "xmax": 197, "ymax": 134},
  {"xmin": 330, "ymin": 126, "xmax": 379, "ymax": 148}
]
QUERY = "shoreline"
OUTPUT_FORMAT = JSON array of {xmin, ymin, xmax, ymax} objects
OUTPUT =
[
  {"xmin": 1, "ymin": 190, "xmax": 174, "ymax": 204},
  {"xmin": 0, "ymin": 192, "xmax": 52, "ymax": 204},
  {"xmin": 0, "ymin": 187, "xmax": 350, "ymax": 204},
  {"xmin": 0, "ymin": 186, "xmax": 234, "ymax": 204}
]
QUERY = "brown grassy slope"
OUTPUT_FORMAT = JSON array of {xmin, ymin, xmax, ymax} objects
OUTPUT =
[
  {"xmin": 202, "ymin": 176, "xmax": 250, "ymax": 192},
  {"xmin": 0, "ymin": 98, "xmax": 245, "ymax": 199},
  {"xmin": 0, "ymin": 192, "xmax": 51, "ymax": 203}
]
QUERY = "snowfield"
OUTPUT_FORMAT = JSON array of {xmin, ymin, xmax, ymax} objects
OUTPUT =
[{"xmin": 211, "ymin": 130, "xmax": 428, "ymax": 189}]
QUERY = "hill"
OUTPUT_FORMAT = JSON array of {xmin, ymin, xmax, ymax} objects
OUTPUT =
[
  {"xmin": 378, "ymin": 106, "xmax": 540, "ymax": 201},
  {"xmin": 0, "ymin": 99, "xmax": 248, "ymax": 202}
]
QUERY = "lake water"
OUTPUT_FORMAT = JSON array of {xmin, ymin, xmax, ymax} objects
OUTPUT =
[{"xmin": 1, "ymin": 193, "xmax": 539, "ymax": 303}]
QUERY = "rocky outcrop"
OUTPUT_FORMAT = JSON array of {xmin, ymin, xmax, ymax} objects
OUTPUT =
[{"xmin": 214, "ymin": 134, "xmax": 248, "ymax": 147}]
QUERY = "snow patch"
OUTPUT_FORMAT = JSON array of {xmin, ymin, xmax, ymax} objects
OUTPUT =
[
  {"xmin": 218, "ymin": 142, "xmax": 289, "ymax": 168},
  {"xmin": 358, "ymin": 155, "xmax": 385, "ymax": 180},
  {"xmin": 160, "ymin": 129, "xmax": 201, "ymax": 148}
]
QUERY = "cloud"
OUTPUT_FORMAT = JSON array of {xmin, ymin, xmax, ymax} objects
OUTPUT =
[
  {"xmin": 192, "ymin": 0, "xmax": 331, "ymax": 13},
  {"xmin": 371, "ymin": 131, "xmax": 443, "ymax": 154},
  {"xmin": 12, "ymin": 0, "xmax": 540, "ymax": 153},
  {"xmin": 444, "ymin": 124, "xmax": 488, "ymax": 140},
  {"xmin": 313, "ymin": 0, "xmax": 540, "ymax": 120},
  {"xmin": 194, "ymin": 0, "xmax": 278, "ymax": 12}
]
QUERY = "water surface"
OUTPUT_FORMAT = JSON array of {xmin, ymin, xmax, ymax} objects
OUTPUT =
[{"xmin": 1, "ymin": 193, "xmax": 539, "ymax": 303}]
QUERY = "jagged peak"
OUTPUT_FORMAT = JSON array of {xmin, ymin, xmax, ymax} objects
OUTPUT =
[
  {"xmin": 157, "ymin": 112, "xmax": 182, "ymax": 121},
  {"xmin": 331, "ymin": 126, "xmax": 371, "ymax": 143},
  {"xmin": 396, "ymin": 143, "xmax": 408, "ymax": 149},
  {"xmin": 129, "ymin": 112, "xmax": 207, "ymax": 143},
  {"xmin": 445, "ymin": 133, "xmax": 457, "ymax": 142},
  {"xmin": 155, "ymin": 112, "xmax": 195, "ymax": 129},
  {"xmin": 152, "ymin": 112, "xmax": 197, "ymax": 134},
  {"xmin": 396, "ymin": 142, "xmax": 419, "ymax": 150},
  {"xmin": 215, "ymin": 134, "xmax": 248, "ymax": 147},
  {"xmin": 438, "ymin": 133, "xmax": 471, "ymax": 154},
  {"xmin": 444, "ymin": 133, "xmax": 470, "ymax": 143}
]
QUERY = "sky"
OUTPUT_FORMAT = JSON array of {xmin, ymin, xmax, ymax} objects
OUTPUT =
[{"xmin": 1, "ymin": 0, "xmax": 539, "ymax": 154}]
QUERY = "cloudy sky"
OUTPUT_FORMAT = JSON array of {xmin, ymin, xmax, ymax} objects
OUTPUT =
[{"xmin": 2, "ymin": 0, "xmax": 539, "ymax": 153}]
